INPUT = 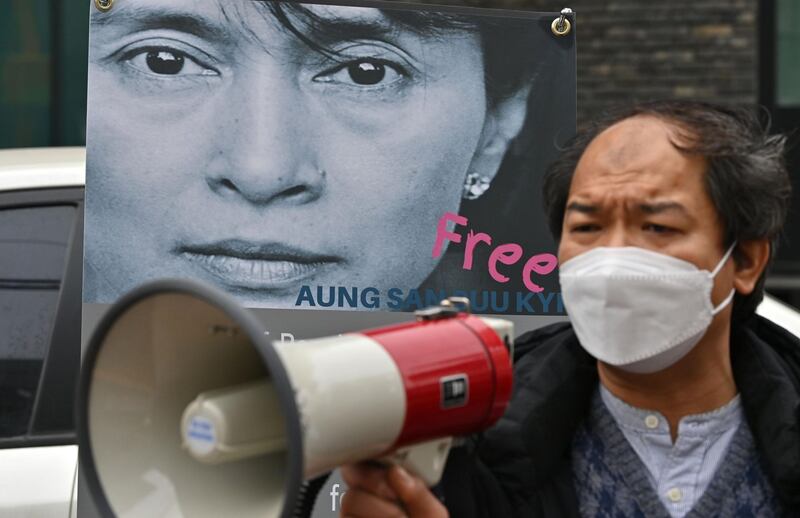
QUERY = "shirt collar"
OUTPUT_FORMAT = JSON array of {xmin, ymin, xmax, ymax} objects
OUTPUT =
[{"xmin": 599, "ymin": 382, "xmax": 743, "ymax": 437}]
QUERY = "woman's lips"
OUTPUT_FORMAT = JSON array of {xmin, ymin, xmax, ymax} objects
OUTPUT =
[{"xmin": 175, "ymin": 240, "xmax": 343, "ymax": 291}]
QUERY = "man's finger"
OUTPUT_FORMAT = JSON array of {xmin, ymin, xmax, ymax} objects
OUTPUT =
[
  {"xmin": 340, "ymin": 487, "xmax": 407, "ymax": 518},
  {"xmin": 341, "ymin": 462, "xmax": 399, "ymax": 500},
  {"xmin": 386, "ymin": 465, "xmax": 449, "ymax": 518}
]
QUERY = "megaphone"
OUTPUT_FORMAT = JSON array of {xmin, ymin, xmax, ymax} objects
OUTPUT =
[{"xmin": 77, "ymin": 279, "xmax": 514, "ymax": 518}]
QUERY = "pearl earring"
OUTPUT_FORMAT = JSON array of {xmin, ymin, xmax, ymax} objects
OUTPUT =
[{"xmin": 463, "ymin": 173, "xmax": 491, "ymax": 200}]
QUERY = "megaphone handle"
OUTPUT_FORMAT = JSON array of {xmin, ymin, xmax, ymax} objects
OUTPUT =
[{"xmin": 380, "ymin": 437, "xmax": 453, "ymax": 487}]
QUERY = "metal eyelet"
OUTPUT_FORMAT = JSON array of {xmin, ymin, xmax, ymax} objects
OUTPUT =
[
  {"xmin": 551, "ymin": 8, "xmax": 573, "ymax": 36},
  {"xmin": 94, "ymin": 0, "xmax": 113, "ymax": 12}
]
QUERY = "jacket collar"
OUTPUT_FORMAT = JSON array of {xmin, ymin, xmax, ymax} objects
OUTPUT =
[
  {"xmin": 731, "ymin": 315, "xmax": 800, "ymax": 506},
  {"xmin": 515, "ymin": 325, "xmax": 597, "ymax": 487},
  {"xmin": 516, "ymin": 316, "xmax": 800, "ymax": 505}
]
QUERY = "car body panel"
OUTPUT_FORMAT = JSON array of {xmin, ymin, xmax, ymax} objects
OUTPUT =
[
  {"xmin": 756, "ymin": 294, "xmax": 800, "ymax": 337},
  {"xmin": 0, "ymin": 148, "xmax": 85, "ymax": 192},
  {"xmin": 0, "ymin": 150, "xmax": 85, "ymax": 517},
  {"xmin": 0, "ymin": 444, "xmax": 78, "ymax": 518}
]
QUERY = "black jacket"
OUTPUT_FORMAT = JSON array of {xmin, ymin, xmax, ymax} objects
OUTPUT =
[{"xmin": 438, "ymin": 315, "xmax": 800, "ymax": 517}]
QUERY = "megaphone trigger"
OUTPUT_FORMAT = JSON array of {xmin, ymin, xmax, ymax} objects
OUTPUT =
[{"xmin": 380, "ymin": 437, "xmax": 454, "ymax": 487}]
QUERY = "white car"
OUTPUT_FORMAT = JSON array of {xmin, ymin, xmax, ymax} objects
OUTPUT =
[
  {"xmin": 0, "ymin": 147, "xmax": 797, "ymax": 518},
  {"xmin": 0, "ymin": 147, "xmax": 84, "ymax": 518}
]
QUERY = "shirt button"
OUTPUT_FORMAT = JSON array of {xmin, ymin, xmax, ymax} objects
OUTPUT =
[
  {"xmin": 667, "ymin": 487, "xmax": 683, "ymax": 502},
  {"xmin": 644, "ymin": 415, "xmax": 659, "ymax": 429}
]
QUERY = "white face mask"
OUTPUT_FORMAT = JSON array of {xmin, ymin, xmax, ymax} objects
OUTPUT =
[{"xmin": 558, "ymin": 244, "xmax": 736, "ymax": 373}]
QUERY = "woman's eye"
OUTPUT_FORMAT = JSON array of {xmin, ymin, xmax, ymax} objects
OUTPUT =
[
  {"xmin": 348, "ymin": 61, "xmax": 386, "ymax": 85},
  {"xmin": 316, "ymin": 59, "xmax": 404, "ymax": 87},
  {"xmin": 126, "ymin": 48, "xmax": 216, "ymax": 77}
]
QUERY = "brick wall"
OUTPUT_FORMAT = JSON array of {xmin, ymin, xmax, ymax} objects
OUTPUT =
[{"xmin": 420, "ymin": 0, "xmax": 759, "ymax": 126}]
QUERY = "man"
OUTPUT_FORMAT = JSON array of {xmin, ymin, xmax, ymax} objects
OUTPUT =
[{"xmin": 339, "ymin": 101, "xmax": 800, "ymax": 517}]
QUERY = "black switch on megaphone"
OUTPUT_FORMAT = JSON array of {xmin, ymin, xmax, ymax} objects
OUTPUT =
[{"xmin": 77, "ymin": 279, "xmax": 514, "ymax": 518}]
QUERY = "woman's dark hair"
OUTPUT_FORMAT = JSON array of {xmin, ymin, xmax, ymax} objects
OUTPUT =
[
  {"xmin": 543, "ymin": 100, "xmax": 792, "ymax": 319},
  {"xmin": 259, "ymin": 1, "xmax": 544, "ymax": 105}
]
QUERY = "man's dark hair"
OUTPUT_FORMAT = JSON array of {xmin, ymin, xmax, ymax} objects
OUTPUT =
[{"xmin": 543, "ymin": 100, "xmax": 792, "ymax": 320}]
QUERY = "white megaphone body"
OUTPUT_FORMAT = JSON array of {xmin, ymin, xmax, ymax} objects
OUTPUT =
[{"xmin": 77, "ymin": 279, "xmax": 514, "ymax": 518}]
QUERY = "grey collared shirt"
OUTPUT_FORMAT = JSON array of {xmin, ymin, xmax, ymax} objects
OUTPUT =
[{"xmin": 599, "ymin": 384, "xmax": 743, "ymax": 517}]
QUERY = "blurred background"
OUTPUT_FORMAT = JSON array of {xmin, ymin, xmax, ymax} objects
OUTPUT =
[{"xmin": 1, "ymin": 0, "xmax": 798, "ymax": 304}]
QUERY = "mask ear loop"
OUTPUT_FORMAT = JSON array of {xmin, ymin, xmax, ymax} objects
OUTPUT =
[
  {"xmin": 711, "ymin": 241, "xmax": 737, "ymax": 278},
  {"xmin": 712, "ymin": 289, "xmax": 736, "ymax": 315},
  {"xmin": 711, "ymin": 242, "xmax": 738, "ymax": 315}
]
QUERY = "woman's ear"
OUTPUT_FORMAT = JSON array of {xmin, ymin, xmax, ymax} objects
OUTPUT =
[
  {"xmin": 466, "ymin": 85, "xmax": 532, "ymax": 184},
  {"xmin": 733, "ymin": 239, "xmax": 771, "ymax": 295}
]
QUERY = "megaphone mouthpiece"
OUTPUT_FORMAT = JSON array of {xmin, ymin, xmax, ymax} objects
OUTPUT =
[{"xmin": 181, "ymin": 380, "xmax": 287, "ymax": 464}]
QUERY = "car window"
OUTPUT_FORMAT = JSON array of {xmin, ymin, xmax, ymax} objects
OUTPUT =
[{"xmin": 0, "ymin": 205, "xmax": 75, "ymax": 438}]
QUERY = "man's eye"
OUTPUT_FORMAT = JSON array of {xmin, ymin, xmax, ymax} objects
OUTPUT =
[
  {"xmin": 126, "ymin": 49, "xmax": 216, "ymax": 77},
  {"xmin": 316, "ymin": 59, "xmax": 404, "ymax": 87},
  {"xmin": 644, "ymin": 223, "xmax": 674, "ymax": 233},
  {"xmin": 571, "ymin": 224, "xmax": 600, "ymax": 233}
]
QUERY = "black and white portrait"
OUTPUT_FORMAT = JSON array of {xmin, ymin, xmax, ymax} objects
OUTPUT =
[{"xmin": 83, "ymin": 0, "xmax": 576, "ymax": 312}]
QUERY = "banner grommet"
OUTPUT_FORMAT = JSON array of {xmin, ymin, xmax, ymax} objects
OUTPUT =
[
  {"xmin": 94, "ymin": 0, "xmax": 113, "ymax": 12},
  {"xmin": 551, "ymin": 8, "xmax": 573, "ymax": 36}
]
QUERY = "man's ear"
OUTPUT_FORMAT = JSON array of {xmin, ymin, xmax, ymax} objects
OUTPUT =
[
  {"xmin": 467, "ymin": 85, "xmax": 532, "ymax": 183},
  {"xmin": 733, "ymin": 239, "xmax": 771, "ymax": 295}
]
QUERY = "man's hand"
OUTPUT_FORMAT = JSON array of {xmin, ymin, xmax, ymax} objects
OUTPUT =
[{"xmin": 340, "ymin": 462, "xmax": 449, "ymax": 518}]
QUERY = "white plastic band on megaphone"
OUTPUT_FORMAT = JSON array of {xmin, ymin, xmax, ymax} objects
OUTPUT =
[{"xmin": 273, "ymin": 334, "xmax": 407, "ymax": 479}]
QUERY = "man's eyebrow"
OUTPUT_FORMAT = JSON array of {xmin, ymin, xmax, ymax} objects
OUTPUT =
[
  {"xmin": 90, "ymin": 6, "xmax": 227, "ymax": 42},
  {"xmin": 638, "ymin": 202, "xmax": 688, "ymax": 215},
  {"xmin": 565, "ymin": 202, "xmax": 599, "ymax": 214}
]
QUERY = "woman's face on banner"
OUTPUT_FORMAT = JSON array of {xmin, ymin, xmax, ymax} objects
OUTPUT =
[{"xmin": 86, "ymin": 0, "xmax": 523, "ymax": 306}]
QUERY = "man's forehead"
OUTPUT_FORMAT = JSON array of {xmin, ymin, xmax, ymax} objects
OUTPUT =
[
  {"xmin": 574, "ymin": 116, "xmax": 704, "ymax": 185},
  {"xmin": 587, "ymin": 115, "xmax": 685, "ymax": 166},
  {"xmin": 567, "ymin": 124, "xmax": 711, "ymax": 217},
  {"xmin": 568, "ymin": 183, "xmax": 677, "ymax": 206}
]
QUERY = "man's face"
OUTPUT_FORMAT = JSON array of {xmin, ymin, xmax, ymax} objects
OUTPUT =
[
  {"xmin": 558, "ymin": 115, "xmax": 734, "ymax": 305},
  {"xmin": 85, "ymin": 0, "xmax": 495, "ymax": 306}
]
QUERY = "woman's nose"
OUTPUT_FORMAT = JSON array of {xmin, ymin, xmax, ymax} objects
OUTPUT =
[{"xmin": 204, "ymin": 73, "xmax": 324, "ymax": 206}]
